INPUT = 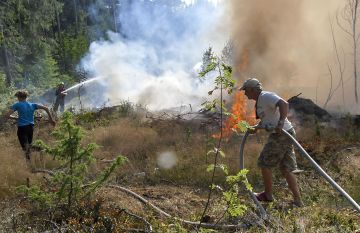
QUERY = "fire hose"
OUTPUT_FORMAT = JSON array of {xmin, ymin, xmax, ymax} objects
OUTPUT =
[
  {"xmin": 239, "ymin": 126, "xmax": 360, "ymax": 215},
  {"xmin": 239, "ymin": 130, "xmax": 268, "ymax": 220}
]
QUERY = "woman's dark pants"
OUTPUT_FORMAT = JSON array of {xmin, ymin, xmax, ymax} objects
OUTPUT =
[{"xmin": 17, "ymin": 125, "xmax": 34, "ymax": 159}]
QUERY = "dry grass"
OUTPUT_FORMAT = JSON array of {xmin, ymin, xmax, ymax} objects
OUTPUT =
[
  {"xmin": 97, "ymin": 185, "xmax": 206, "ymax": 218},
  {"xmin": 90, "ymin": 118, "xmax": 159, "ymax": 159},
  {"xmin": 0, "ymin": 112, "xmax": 359, "ymax": 232},
  {"xmin": 88, "ymin": 118, "xmax": 159, "ymax": 180},
  {"xmin": 85, "ymin": 116, "xmax": 278, "ymax": 189},
  {"xmin": 0, "ymin": 122, "xmax": 62, "ymax": 199},
  {"xmin": 85, "ymin": 118, "xmax": 231, "ymax": 187},
  {"xmin": 0, "ymin": 133, "xmax": 36, "ymax": 198}
]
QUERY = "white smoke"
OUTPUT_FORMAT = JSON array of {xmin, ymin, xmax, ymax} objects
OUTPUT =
[
  {"xmin": 80, "ymin": 0, "xmax": 228, "ymax": 111},
  {"xmin": 76, "ymin": 0, "xmax": 360, "ymax": 114}
]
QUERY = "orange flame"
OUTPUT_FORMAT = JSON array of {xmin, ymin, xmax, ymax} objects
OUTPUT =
[
  {"xmin": 212, "ymin": 48, "xmax": 256, "ymax": 139},
  {"xmin": 212, "ymin": 92, "xmax": 256, "ymax": 139}
]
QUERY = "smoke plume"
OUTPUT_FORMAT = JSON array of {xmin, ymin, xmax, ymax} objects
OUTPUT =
[
  {"xmin": 229, "ymin": 0, "xmax": 359, "ymax": 113},
  {"xmin": 79, "ymin": 0, "xmax": 358, "ymax": 113},
  {"xmin": 80, "ymin": 0, "xmax": 228, "ymax": 111}
]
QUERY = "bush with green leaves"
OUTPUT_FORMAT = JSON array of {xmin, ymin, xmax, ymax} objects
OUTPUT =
[
  {"xmin": 200, "ymin": 47, "xmax": 235, "ymax": 114},
  {"xmin": 75, "ymin": 110, "xmax": 104, "ymax": 128},
  {"xmin": 222, "ymin": 169, "xmax": 252, "ymax": 217},
  {"xmin": 117, "ymin": 100, "xmax": 135, "ymax": 117},
  {"xmin": 18, "ymin": 111, "xmax": 126, "ymax": 212}
]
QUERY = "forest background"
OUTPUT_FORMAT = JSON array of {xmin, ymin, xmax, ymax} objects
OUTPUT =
[{"xmin": 0, "ymin": 0, "xmax": 129, "ymax": 108}]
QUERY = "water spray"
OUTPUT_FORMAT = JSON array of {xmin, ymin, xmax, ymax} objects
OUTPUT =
[{"xmin": 61, "ymin": 77, "xmax": 102, "ymax": 94}]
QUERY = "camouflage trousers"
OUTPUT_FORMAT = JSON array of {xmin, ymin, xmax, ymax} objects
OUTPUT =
[{"xmin": 258, "ymin": 128, "xmax": 297, "ymax": 172}]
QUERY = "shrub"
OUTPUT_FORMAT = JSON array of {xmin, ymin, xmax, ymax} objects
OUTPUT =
[{"xmin": 18, "ymin": 111, "xmax": 126, "ymax": 213}]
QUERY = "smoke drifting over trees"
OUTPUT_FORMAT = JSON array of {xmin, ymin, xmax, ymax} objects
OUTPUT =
[
  {"xmin": 80, "ymin": 0, "xmax": 229, "ymax": 110},
  {"xmin": 1, "ymin": 0, "xmax": 359, "ymax": 113},
  {"xmin": 80, "ymin": 0, "xmax": 360, "ymax": 113}
]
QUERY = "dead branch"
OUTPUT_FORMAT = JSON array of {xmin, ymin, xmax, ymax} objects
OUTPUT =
[
  {"xmin": 99, "ymin": 158, "xmax": 116, "ymax": 163},
  {"xmin": 42, "ymin": 218, "xmax": 90, "ymax": 233},
  {"xmin": 287, "ymin": 93, "xmax": 302, "ymax": 102},
  {"xmin": 145, "ymin": 105, "xmax": 205, "ymax": 122},
  {"xmin": 324, "ymin": 17, "xmax": 346, "ymax": 109},
  {"xmin": 117, "ymin": 208, "xmax": 153, "ymax": 232},
  {"xmin": 118, "ymin": 227, "xmax": 148, "ymax": 233},
  {"xmin": 324, "ymin": 63, "xmax": 334, "ymax": 109},
  {"xmin": 32, "ymin": 169, "xmax": 55, "ymax": 176},
  {"xmin": 146, "ymin": 111, "xmax": 195, "ymax": 121},
  {"xmin": 45, "ymin": 220, "xmax": 61, "ymax": 233},
  {"xmin": 106, "ymin": 184, "xmax": 251, "ymax": 231},
  {"xmin": 337, "ymin": 0, "xmax": 360, "ymax": 103}
]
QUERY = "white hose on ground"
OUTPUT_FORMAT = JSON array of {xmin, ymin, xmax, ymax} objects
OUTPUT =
[
  {"xmin": 239, "ymin": 127, "xmax": 360, "ymax": 213},
  {"xmin": 281, "ymin": 129, "xmax": 360, "ymax": 213}
]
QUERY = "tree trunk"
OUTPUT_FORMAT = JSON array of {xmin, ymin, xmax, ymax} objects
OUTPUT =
[
  {"xmin": 73, "ymin": 0, "xmax": 78, "ymax": 35},
  {"xmin": 111, "ymin": 0, "xmax": 118, "ymax": 32},
  {"xmin": 54, "ymin": 1, "xmax": 67, "ymax": 70},
  {"xmin": 353, "ymin": 0, "xmax": 359, "ymax": 103},
  {"xmin": 17, "ymin": 0, "xmax": 22, "ymax": 33},
  {"xmin": 354, "ymin": 42, "xmax": 358, "ymax": 103},
  {"xmin": 54, "ymin": 2, "xmax": 61, "ymax": 39},
  {"xmin": 0, "ymin": 25, "xmax": 12, "ymax": 87},
  {"xmin": 1, "ymin": 46, "xmax": 12, "ymax": 87}
]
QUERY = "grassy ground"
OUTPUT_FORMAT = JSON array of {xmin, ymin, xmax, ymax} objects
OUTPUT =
[{"xmin": 0, "ymin": 107, "xmax": 359, "ymax": 232}]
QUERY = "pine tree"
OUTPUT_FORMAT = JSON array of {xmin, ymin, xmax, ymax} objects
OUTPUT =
[{"xmin": 18, "ymin": 112, "xmax": 126, "ymax": 213}]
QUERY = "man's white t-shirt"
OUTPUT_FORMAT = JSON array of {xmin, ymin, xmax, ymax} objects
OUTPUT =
[{"xmin": 256, "ymin": 91, "xmax": 293, "ymax": 131}]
